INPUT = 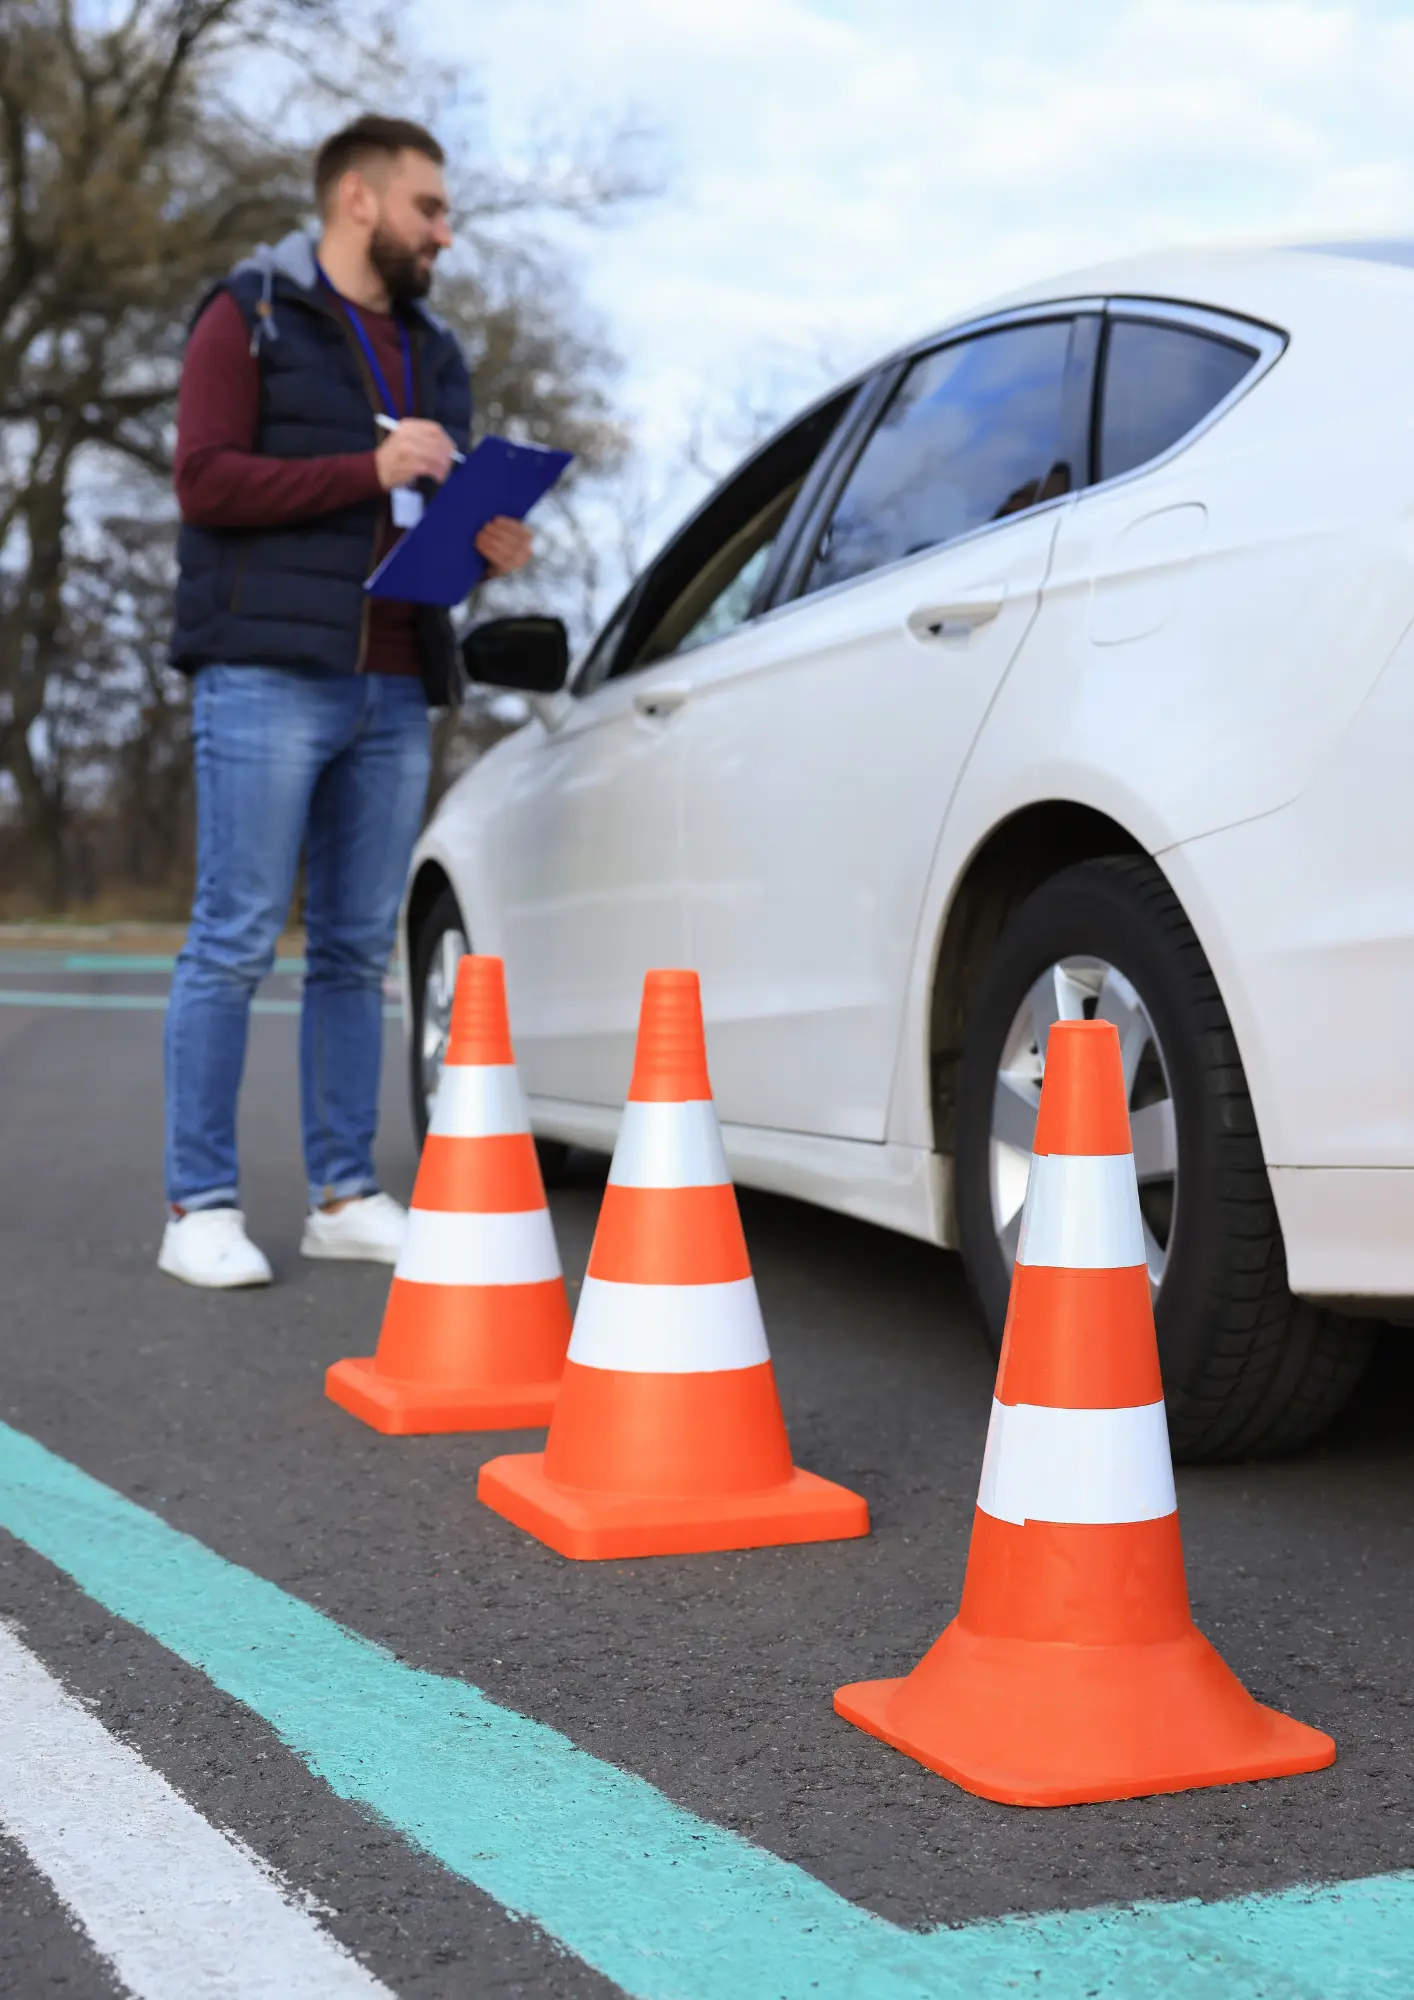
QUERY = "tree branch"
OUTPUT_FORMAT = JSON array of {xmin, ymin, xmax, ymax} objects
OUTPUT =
[{"xmin": 0, "ymin": 78, "xmax": 39, "ymax": 330}]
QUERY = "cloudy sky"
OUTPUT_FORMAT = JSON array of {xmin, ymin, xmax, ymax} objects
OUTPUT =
[{"xmin": 430, "ymin": 0, "xmax": 1414, "ymax": 542}]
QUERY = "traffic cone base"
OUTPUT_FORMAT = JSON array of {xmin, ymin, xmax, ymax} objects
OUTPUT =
[
  {"xmin": 478, "ymin": 1453, "xmax": 866, "ymax": 1560},
  {"xmin": 325, "ymin": 1278, "xmax": 570, "ymax": 1433},
  {"xmin": 324, "ymin": 1362, "xmax": 563, "ymax": 1434},
  {"xmin": 480, "ymin": 1356, "xmax": 868, "ymax": 1555},
  {"xmin": 835, "ymin": 1618, "xmax": 1335, "ymax": 1808}
]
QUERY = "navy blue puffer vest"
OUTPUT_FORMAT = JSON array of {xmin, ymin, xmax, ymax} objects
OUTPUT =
[{"xmin": 171, "ymin": 233, "xmax": 472, "ymax": 705}]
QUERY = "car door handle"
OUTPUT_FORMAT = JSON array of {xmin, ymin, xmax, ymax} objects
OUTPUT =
[
  {"xmin": 907, "ymin": 591, "xmax": 1006, "ymax": 642},
  {"xmin": 633, "ymin": 683, "xmax": 691, "ymax": 719}
]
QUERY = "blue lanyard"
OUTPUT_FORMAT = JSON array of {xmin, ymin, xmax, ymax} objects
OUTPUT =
[{"xmin": 318, "ymin": 265, "xmax": 414, "ymax": 417}]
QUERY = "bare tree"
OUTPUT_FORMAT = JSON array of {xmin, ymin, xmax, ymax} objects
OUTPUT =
[
  {"xmin": 63, "ymin": 513, "xmax": 191, "ymax": 897},
  {"xmin": 0, "ymin": 0, "xmax": 660, "ymax": 912},
  {"xmin": 0, "ymin": 0, "xmax": 332, "ymax": 900}
]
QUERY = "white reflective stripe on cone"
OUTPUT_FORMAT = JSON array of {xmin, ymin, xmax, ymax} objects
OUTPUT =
[
  {"xmin": 1016, "ymin": 1153, "xmax": 1147, "ymax": 1270},
  {"xmin": 977, "ymin": 1398, "xmax": 1176, "ymax": 1525},
  {"xmin": 609, "ymin": 1100, "xmax": 729, "ymax": 1189},
  {"xmin": 396, "ymin": 1206, "xmax": 561, "ymax": 1287},
  {"xmin": 429, "ymin": 1065, "xmax": 529, "ymax": 1140},
  {"xmin": 568, "ymin": 1275, "xmax": 770, "ymax": 1372}
]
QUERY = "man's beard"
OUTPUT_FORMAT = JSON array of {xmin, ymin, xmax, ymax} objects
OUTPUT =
[{"xmin": 370, "ymin": 225, "xmax": 433, "ymax": 303}]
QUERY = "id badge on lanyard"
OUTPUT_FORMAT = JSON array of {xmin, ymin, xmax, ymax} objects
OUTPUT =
[
  {"xmin": 390, "ymin": 487, "xmax": 424, "ymax": 530},
  {"xmin": 327, "ymin": 272, "xmax": 425, "ymax": 530}
]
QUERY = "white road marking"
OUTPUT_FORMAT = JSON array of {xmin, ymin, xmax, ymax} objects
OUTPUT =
[{"xmin": 0, "ymin": 1622, "xmax": 391, "ymax": 1999}]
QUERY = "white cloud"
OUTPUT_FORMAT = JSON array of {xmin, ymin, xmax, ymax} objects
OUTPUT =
[{"xmin": 422, "ymin": 0, "xmax": 1414, "ymax": 554}]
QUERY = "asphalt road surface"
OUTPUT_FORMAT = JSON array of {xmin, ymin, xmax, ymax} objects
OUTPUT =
[{"xmin": 0, "ymin": 956, "xmax": 1411, "ymax": 1996}]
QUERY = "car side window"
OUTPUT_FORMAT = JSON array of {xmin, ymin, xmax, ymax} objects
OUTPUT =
[
  {"xmin": 582, "ymin": 387, "xmax": 857, "ymax": 689},
  {"xmin": 678, "ymin": 540, "xmax": 775, "ymax": 653},
  {"xmin": 803, "ymin": 319, "xmax": 1075, "ymax": 596},
  {"xmin": 635, "ymin": 479, "xmax": 802, "ymax": 666},
  {"xmin": 1097, "ymin": 319, "xmax": 1258, "ymax": 482}
]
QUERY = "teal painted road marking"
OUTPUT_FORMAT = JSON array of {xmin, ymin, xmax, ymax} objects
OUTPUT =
[
  {"xmin": 0, "ymin": 952, "xmax": 306, "ymax": 976},
  {"xmin": 0, "ymin": 992, "xmax": 397, "ymax": 1019},
  {"xmin": 61, "ymin": 952, "xmax": 192, "ymax": 974},
  {"xmin": 0, "ymin": 991, "xmax": 299, "ymax": 1016},
  {"xmin": 0, "ymin": 1420, "xmax": 1407, "ymax": 2000},
  {"xmin": 62, "ymin": 954, "xmax": 307, "ymax": 976}
]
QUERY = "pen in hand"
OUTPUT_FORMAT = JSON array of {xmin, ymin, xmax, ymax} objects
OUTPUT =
[{"xmin": 374, "ymin": 411, "xmax": 466, "ymax": 466}]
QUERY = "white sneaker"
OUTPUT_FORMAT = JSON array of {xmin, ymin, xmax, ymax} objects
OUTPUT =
[
  {"xmin": 300, "ymin": 1191, "xmax": 407, "ymax": 1265},
  {"xmin": 158, "ymin": 1209, "xmax": 273, "ymax": 1289}
]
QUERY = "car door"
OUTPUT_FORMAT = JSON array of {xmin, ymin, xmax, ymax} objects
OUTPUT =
[
  {"xmin": 486, "ymin": 658, "xmax": 691, "ymax": 1108},
  {"xmin": 668, "ymin": 313, "xmax": 1099, "ymax": 1139},
  {"xmin": 487, "ymin": 388, "xmax": 856, "ymax": 1109}
]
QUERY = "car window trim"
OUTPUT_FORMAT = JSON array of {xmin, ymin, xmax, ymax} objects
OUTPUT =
[
  {"xmin": 1085, "ymin": 297, "xmax": 1288, "ymax": 495},
  {"xmin": 1056, "ymin": 312, "xmax": 1103, "ymax": 496},
  {"xmin": 745, "ymin": 372, "xmax": 887, "ymax": 616},
  {"xmin": 760, "ymin": 364, "xmax": 905, "ymax": 610},
  {"xmin": 568, "ymin": 574, "xmax": 647, "ymax": 697}
]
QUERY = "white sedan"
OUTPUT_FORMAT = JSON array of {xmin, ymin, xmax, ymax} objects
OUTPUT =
[{"xmin": 403, "ymin": 240, "xmax": 1414, "ymax": 1462}]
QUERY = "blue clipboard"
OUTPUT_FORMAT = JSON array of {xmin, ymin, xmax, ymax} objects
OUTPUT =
[{"xmin": 365, "ymin": 435, "xmax": 573, "ymax": 605}]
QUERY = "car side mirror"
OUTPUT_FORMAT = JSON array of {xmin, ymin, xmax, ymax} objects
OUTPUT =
[{"xmin": 461, "ymin": 616, "xmax": 570, "ymax": 694}]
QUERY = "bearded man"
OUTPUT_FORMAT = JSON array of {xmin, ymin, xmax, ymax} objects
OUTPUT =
[{"xmin": 160, "ymin": 114, "xmax": 528, "ymax": 1289}]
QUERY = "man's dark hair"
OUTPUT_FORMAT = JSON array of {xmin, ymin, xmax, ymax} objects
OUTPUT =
[{"xmin": 314, "ymin": 115, "xmax": 445, "ymax": 212}]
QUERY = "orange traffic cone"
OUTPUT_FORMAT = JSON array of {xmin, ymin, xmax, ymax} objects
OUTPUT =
[
  {"xmin": 835, "ymin": 1018, "xmax": 1335, "ymax": 1805},
  {"xmin": 325, "ymin": 956, "xmax": 571, "ymax": 1433},
  {"xmin": 478, "ymin": 969, "xmax": 870, "ymax": 1558}
]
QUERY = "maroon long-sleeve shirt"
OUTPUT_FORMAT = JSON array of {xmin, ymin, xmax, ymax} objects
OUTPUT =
[{"xmin": 174, "ymin": 289, "xmax": 422, "ymax": 677}]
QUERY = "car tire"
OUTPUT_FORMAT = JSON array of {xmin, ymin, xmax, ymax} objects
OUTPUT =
[
  {"xmin": 407, "ymin": 884, "xmax": 574, "ymax": 1185},
  {"xmin": 952, "ymin": 855, "xmax": 1375, "ymax": 1462}
]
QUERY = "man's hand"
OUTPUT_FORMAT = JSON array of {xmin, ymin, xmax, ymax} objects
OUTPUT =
[
  {"xmin": 476, "ymin": 516, "xmax": 534, "ymax": 578},
  {"xmin": 374, "ymin": 419, "xmax": 456, "ymax": 491}
]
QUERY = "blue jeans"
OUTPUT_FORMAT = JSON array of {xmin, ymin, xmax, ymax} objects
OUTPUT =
[{"xmin": 164, "ymin": 666, "xmax": 431, "ymax": 1212}]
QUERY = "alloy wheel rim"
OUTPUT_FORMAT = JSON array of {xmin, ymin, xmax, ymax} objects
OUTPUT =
[
  {"xmin": 989, "ymin": 955, "xmax": 1177, "ymax": 1291},
  {"xmin": 419, "ymin": 927, "xmax": 467, "ymax": 1121}
]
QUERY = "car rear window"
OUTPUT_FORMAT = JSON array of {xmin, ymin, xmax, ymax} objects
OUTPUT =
[{"xmin": 1098, "ymin": 319, "xmax": 1258, "ymax": 482}]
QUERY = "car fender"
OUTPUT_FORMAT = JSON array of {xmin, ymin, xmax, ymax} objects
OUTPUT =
[
  {"xmin": 400, "ymin": 721, "xmax": 545, "ymax": 1022},
  {"xmin": 883, "ymin": 773, "xmax": 1177, "ymax": 1152},
  {"xmin": 1162, "ymin": 608, "xmax": 1414, "ymax": 1175}
]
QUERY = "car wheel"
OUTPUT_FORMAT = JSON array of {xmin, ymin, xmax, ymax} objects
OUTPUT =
[
  {"xmin": 953, "ymin": 855, "xmax": 1375, "ymax": 1461},
  {"xmin": 407, "ymin": 885, "xmax": 574, "ymax": 1184}
]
